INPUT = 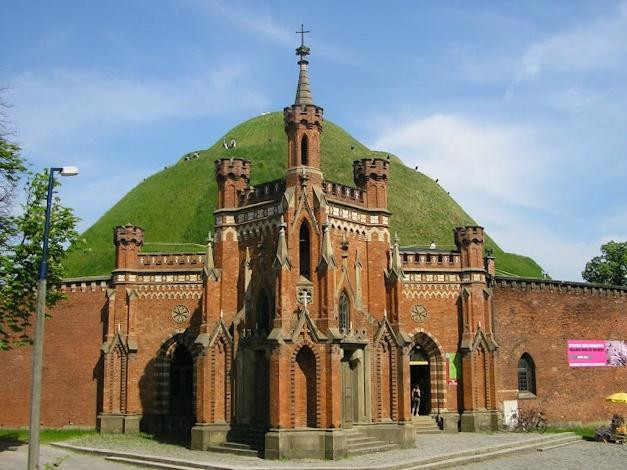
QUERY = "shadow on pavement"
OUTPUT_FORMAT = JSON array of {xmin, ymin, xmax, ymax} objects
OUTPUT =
[{"xmin": 0, "ymin": 433, "xmax": 26, "ymax": 452}]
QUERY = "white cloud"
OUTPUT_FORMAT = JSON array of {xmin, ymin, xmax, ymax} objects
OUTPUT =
[
  {"xmin": 372, "ymin": 114, "xmax": 554, "ymax": 210},
  {"xmin": 516, "ymin": 3, "xmax": 627, "ymax": 81},
  {"xmin": 4, "ymin": 64, "xmax": 268, "ymax": 152},
  {"xmin": 197, "ymin": 0, "xmax": 355, "ymax": 64},
  {"xmin": 369, "ymin": 113, "xmax": 617, "ymax": 281}
]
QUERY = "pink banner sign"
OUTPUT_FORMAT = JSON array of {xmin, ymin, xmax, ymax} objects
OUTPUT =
[{"xmin": 567, "ymin": 340, "xmax": 608, "ymax": 367}]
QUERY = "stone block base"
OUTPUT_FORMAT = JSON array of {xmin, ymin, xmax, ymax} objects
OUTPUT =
[
  {"xmin": 97, "ymin": 413, "xmax": 140, "ymax": 434},
  {"xmin": 460, "ymin": 410, "xmax": 498, "ymax": 432},
  {"xmin": 190, "ymin": 423, "xmax": 231, "ymax": 450},
  {"xmin": 439, "ymin": 412, "xmax": 460, "ymax": 433},
  {"xmin": 265, "ymin": 429, "xmax": 347, "ymax": 460},
  {"xmin": 354, "ymin": 422, "xmax": 416, "ymax": 449}
]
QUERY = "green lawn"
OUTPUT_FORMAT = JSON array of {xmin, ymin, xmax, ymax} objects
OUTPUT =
[
  {"xmin": 545, "ymin": 426, "xmax": 597, "ymax": 440},
  {"xmin": 0, "ymin": 428, "xmax": 96, "ymax": 446}
]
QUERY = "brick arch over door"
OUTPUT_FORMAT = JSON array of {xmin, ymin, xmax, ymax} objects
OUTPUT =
[
  {"xmin": 154, "ymin": 331, "xmax": 200, "ymax": 416},
  {"xmin": 290, "ymin": 342, "xmax": 322, "ymax": 428},
  {"xmin": 411, "ymin": 330, "xmax": 447, "ymax": 414}
]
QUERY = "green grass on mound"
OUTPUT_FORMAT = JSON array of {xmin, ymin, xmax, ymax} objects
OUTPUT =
[{"xmin": 64, "ymin": 112, "xmax": 543, "ymax": 278}]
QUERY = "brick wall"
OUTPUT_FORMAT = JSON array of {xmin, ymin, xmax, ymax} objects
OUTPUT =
[
  {"xmin": 0, "ymin": 290, "xmax": 106, "ymax": 428},
  {"xmin": 493, "ymin": 281, "xmax": 627, "ymax": 425}
]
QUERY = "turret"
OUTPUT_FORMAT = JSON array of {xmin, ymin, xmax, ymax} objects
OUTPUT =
[
  {"xmin": 454, "ymin": 226, "xmax": 485, "ymax": 270},
  {"xmin": 114, "ymin": 224, "xmax": 144, "ymax": 269},
  {"xmin": 353, "ymin": 157, "xmax": 389, "ymax": 209},
  {"xmin": 214, "ymin": 158, "xmax": 251, "ymax": 209},
  {"xmin": 284, "ymin": 29, "xmax": 324, "ymax": 187}
]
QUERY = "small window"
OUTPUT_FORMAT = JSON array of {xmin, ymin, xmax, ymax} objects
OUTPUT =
[
  {"xmin": 299, "ymin": 222, "xmax": 311, "ymax": 279},
  {"xmin": 301, "ymin": 135, "xmax": 309, "ymax": 166},
  {"xmin": 517, "ymin": 353, "xmax": 536, "ymax": 395},
  {"xmin": 339, "ymin": 291, "xmax": 349, "ymax": 331},
  {"xmin": 257, "ymin": 290, "xmax": 270, "ymax": 332}
]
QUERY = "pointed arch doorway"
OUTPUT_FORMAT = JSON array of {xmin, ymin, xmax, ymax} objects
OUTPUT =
[
  {"xmin": 410, "ymin": 346, "xmax": 431, "ymax": 415},
  {"xmin": 409, "ymin": 332, "xmax": 446, "ymax": 417}
]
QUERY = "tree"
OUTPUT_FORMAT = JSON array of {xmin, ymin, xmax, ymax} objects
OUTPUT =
[
  {"xmin": 582, "ymin": 241, "xmax": 627, "ymax": 287},
  {"xmin": 0, "ymin": 93, "xmax": 80, "ymax": 350}
]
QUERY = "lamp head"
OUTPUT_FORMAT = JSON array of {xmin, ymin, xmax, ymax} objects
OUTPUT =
[{"xmin": 59, "ymin": 166, "xmax": 79, "ymax": 176}]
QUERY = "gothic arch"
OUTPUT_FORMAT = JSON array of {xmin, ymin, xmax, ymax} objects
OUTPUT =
[
  {"xmin": 252, "ymin": 285, "xmax": 273, "ymax": 332},
  {"xmin": 154, "ymin": 331, "xmax": 201, "ymax": 416},
  {"xmin": 299, "ymin": 220, "xmax": 312, "ymax": 280},
  {"xmin": 300, "ymin": 134, "xmax": 309, "ymax": 166},
  {"xmin": 409, "ymin": 329, "xmax": 447, "ymax": 414},
  {"xmin": 290, "ymin": 343, "xmax": 321, "ymax": 428},
  {"xmin": 518, "ymin": 352, "xmax": 536, "ymax": 395},
  {"xmin": 338, "ymin": 290, "xmax": 350, "ymax": 332}
]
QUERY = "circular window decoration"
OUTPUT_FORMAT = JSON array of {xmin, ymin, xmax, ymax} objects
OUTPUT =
[
  {"xmin": 171, "ymin": 305, "xmax": 190, "ymax": 324},
  {"xmin": 411, "ymin": 304, "xmax": 428, "ymax": 323}
]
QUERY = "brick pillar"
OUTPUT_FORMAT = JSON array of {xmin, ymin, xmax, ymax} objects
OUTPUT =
[{"xmin": 455, "ymin": 226, "xmax": 499, "ymax": 432}]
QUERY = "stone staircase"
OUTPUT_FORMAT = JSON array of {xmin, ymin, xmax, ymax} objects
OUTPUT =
[
  {"xmin": 206, "ymin": 427, "xmax": 266, "ymax": 457},
  {"xmin": 346, "ymin": 430, "xmax": 400, "ymax": 456},
  {"xmin": 413, "ymin": 415, "xmax": 442, "ymax": 434}
]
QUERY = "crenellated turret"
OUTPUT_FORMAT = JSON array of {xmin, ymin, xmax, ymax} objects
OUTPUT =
[
  {"xmin": 353, "ymin": 157, "xmax": 389, "ymax": 209},
  {"xmin": 214, "ymin": 158, "xmax": 251, "ymax": 209},
  {"xmin": 114, "ymin": 224, "xmax": 144, "ymax": 269},
  {"xmin": 454, "ymin": 226, "xmax": 485, "ymax": 270}
]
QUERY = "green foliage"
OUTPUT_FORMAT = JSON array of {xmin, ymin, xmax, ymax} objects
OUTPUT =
[
  {"xmin": 0, "ymin": 428, "xmax": 96, "ymax": 444},
  {"xmin": 582, "ymin": 241, "xmax": 627, "ymax": 286},
  {"xmin": 64, "ymin": 112, "xmax": 543, "ymax": 278},
  {"xmin": 0, "ymin": 130, "xmax": 26, "ymax": 246},
  {"xmin": 0, "ymin": 170, "xmax": 80, "ymax": 350}
]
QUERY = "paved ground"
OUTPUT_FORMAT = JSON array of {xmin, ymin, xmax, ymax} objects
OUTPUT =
[
  {"xmin": 0, "ymin": 434, "xmax": 625, "ymax": 469},
  {"xmin": 0, "ymin": 443, "xmax": 132, "ymax": 470},
  {"xmin": 461, "ymin": 440, "xmax": 627, "ymax": 470}
]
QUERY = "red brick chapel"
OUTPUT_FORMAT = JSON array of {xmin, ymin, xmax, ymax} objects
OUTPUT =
[{"xmin": 1, "ymin": 36, "xmax": 625, "ymax": 460}]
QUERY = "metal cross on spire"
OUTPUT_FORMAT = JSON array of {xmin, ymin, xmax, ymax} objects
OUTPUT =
[{"xmin": 295, "ymin": 24, "xmax": 311, "ymax": 61}]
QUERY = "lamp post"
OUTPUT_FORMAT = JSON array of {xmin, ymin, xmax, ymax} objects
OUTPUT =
[{"xmin": 27, "ymin": 166, "xmax": 79, "ymax": 470}]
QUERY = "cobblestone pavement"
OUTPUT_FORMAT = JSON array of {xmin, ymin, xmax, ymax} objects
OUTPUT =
[
  {"xmin": 0, "ymin": 443, "xmax": 132, "ymax": 470},
  {"xmin": 461, "ymin": 440, "xmax": 627, "ymax": 470},
  {"xmin": 58, "ymin": 432, "xmax": 555, "ymax": 468},
  {"xmin": 1, "ymin": 434, "xmax": 625, "ymax": 469}
]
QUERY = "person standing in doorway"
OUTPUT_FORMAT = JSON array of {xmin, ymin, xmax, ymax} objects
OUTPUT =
[{"xmin": 411, "ymin": 384, "xmax": 421, "ymax": 416}]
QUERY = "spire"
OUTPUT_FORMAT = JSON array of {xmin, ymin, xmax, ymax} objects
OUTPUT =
[
  {"xmin": 386, "ymin": 233, "xmax": 404, "ymax": 284},
  {"xmin": 273, "ymin": 216, "xmax": 292, "ymax": 272},
  {"xmin": 318, "ymin": 223, "xmax": 336, "ymax": 271},
  {"xmin": 294, "ymin": 24, "xmax": 313, "ymax": 106},
  {"xmin": 203, "ymin": 231, "xmax": 220, "ymax": 281}
]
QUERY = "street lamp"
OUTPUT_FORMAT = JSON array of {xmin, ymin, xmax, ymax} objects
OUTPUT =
[{"xmin": 27, "ymin": 166, "xmax": 79, "ymax": 470}]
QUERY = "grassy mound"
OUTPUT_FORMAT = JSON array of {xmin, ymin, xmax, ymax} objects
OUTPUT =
[{"xmin": 64, "ymin": 112, "xmax": 542, "ymax": 278}]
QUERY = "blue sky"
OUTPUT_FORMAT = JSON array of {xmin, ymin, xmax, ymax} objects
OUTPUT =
[{"xmin": 1, "ymin": 0, "xmax": 626, "ymax": 281}]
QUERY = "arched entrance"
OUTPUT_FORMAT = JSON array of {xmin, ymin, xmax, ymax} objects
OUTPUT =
[
  {"xmin": 154, "ymin": 332, "xmax": 199, "ymax": 433},
  {"xmin": 409, "ymin": 331, "xmax": 446, "ymax": 417},
  {"xmin": 410, "ymin": 346, "xmax": 431, "ymax": 415},
  {"xmin": 169, "ymin": 344, "xmax": 194, "ymax": 417}
]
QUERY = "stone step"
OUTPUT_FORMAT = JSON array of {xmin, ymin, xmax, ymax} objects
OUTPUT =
[
  {"xmin": 415, "ymin": 429, "xmax": 442, "ymax": 435},
  {"xmin": 346, "ymin": 435, "xmax": 381, "ymax": 445},
  {"xmin": 347, "ymin": 442, "xmax": 400, "ymax": 457},
  {"xmin": 412, "ymin": 416, "xmax": 442, "ymax": 434},
  {"xmin": 536, "ymin": 436, "xmax": 582, "ymax": 452},
  {"xmin": 206, "ymin": 443, "xmax": 260, "ymax": 457},
  {"xmin": 392, "ymin": 433, "xmax": 581, "ymax": 470},
  {"xmin": 105, "ymin": 456, "xmax": 201, "ymax": 470}
]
